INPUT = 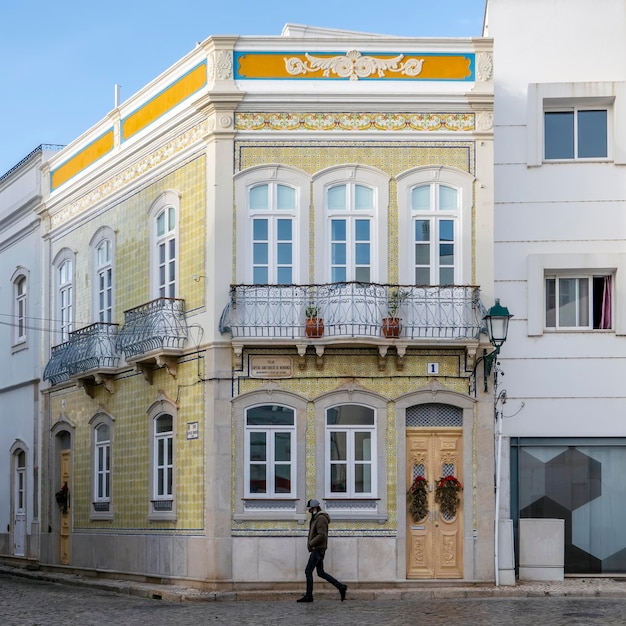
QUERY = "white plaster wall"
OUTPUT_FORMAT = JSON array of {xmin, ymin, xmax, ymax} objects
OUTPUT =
[{"xmin": 488, "ymin": 0, "xmax": 626, "ymax": 438}]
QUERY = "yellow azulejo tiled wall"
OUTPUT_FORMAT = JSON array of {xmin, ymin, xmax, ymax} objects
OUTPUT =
[
  {"xmin": 232, "ymin": 346, "xmax": 469, "ymax": 534},
  {"xmin": 53, "ymin": 357, "xmax": 206, "ymax": 532},
  {"xmin": 49, "ymin": 154, "xmax": 207, "ymax": 327}
]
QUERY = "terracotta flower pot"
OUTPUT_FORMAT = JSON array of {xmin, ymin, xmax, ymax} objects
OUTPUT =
[
  {"xmin": 305, "ymin": 317, "xmax": 324, "ymax": 338},
  {"xmin": 381, "ymin": 317, "xmax": 401, "ymax": 338}
]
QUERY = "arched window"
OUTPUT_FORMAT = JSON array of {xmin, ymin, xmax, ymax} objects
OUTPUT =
[
  {"xmin": 149, "ymin": 191, "xmax": 180, "ymax": 299},
  {"xmin": 52, "ymin": 249, "xmax": 76, "ymax": 342}
]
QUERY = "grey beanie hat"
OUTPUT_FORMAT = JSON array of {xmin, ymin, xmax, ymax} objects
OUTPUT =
[{"xmin": 306, "ymin": 499, "xmax": 320, "ymax": 509}]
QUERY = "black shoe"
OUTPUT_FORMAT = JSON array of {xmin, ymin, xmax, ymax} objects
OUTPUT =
[
  {"xmin": 297, "ymin": 595, "xmax": 313, "ymax": 603},
  {"xmin": 339, "ymin": 585, "xmax": 347, "ymax": 602}
]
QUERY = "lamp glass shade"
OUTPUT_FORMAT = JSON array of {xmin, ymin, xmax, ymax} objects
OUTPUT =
[{"xmin": 484, "ymin": 299, "xmax": 512, "ymax": 347}]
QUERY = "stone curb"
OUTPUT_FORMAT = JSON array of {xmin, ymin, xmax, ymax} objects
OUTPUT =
[{"xmin": 2, "ymin": 565, "xmax": 626, "ymax": 603}]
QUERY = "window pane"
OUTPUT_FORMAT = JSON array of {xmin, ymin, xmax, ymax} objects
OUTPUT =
[
  {"xmin": 332, "ymin": 267, "xmax": 347, "ymax": 282},
  {"xmin": 330, "ymin": 464, "xmax": 347, "ymax": 493},
  {"xmin": 253, "ymin": 267, "xmax": 268, "ymax": 283},
  {"xmin": 328, "ymin": 185, "xmax": 346, "ymax": 211},
  {"xmin": 355, "ymin": 464, "xmax": 371, "ymax": 493},
  {"xmin": 355, "ymin": 219, "xmax": 370, "ymax": 241},
  {"xmin": 331, "ymin": 219, "xmax": 346, "ymax": 241},
  {"xmin": 355, "ymin": 267, "xmax": 370, "ymax": 282},
  {"xmin": 415, "ymin": 244, "xmax": 430, "ymax": 265},
  {"xmin": 96, "ymin": 424, "xmax": 110, "ymax": 443},
  {"xmin": 415, "ymin": 220, "xmax": 430, "ymax": 242},
  {"xmin": 579, "ymin": 277, "xmax": 589, "ymax": 326},
  {"xmin": 253, "ymin": 243, "xmax": 268, "ymax": 265},
  {"xmin": 332, "ymin": 243, "xmax": 346, "ymax": 265},
  {"xmin": 249, "ymin": 432, "xmax": 267, "ymax": 461},
  {"xmin": 277, "ymin": 219, "xmax": 292, "ymax": 241},
  {"xmin": 274, "ymin": 464, "xmax": 291, "ymax": 494},
  {"xmin": 546, "ymin": 278, "xmax": 556, "ymax": 327},
  {"xmin": 167, "ymin": 207, "xmax": 175, "ymax": 231},
  {"xmin": 274, "ymin": 432, "xmax": 291, "ymax": 462},
  {"xmin": 355, "ymin": 432, "xmax": 371, "ymax": 461},
  {"xmin": 440, "ymin": 267, "xmax": 454, "ymax": 285},
  {"xmin": 439, "ymin": 186, "xmax": 457, "ymax": 211},
  {"xmin": 277, "ymin": 243, "xmax": 292, "ymax": 265},
  {"xmin": 277, "ymin": 267, "xmax": 292, "ymax": 284},
  {"xmin": 156, "ymin": 415, "xmax": 173, "ymax": 433},
  {"xmin": 355, "ymin": 243, "xmax": 370, "ymax": 265},
  {"xmin": 411, "ymin": 186, "xmax": 430, "ymax": 211},
  {"xmin": 156, "ymin": 212, "xmax": 165, "ymax": 236},
  {"xmin": 558, "ymin": 277, "xmax": 579, "ymax": 326},
  {"xmin": 439, "ymin": 244, "xmax": 454, "ymax": 266},
  {"xmin": 249, "ymin": 465, "xmax": 266, "ymax": 493},
  {"xmin": 327, "ymin": 405, "xmax": 375, "ymax": 425},
  {"xmin": 250, "ymin": 185, "xmax": 268, "ymax": 210},
  {"xmin": 545, "ymin": 111, "xmax": 574, "ymax": 159},
  {"xmin": 416, "ymin": 267, "xmax": 430, "ymax": 284},
  {"xmin": 277, "ymin": 184, "xmax": 296, "ymax": 210},
  {"xmin": 355, "ymin": 185, "xmax": 373, "ymax": 210},
  {"xmin": 253, "ymin": 219, "xmax": 268, "ymax": 240},
  {"xmin": 330, "ymin": 431, "xmax": 347, "ymax": 461},
  {"xmin": 247, "ymin": 405, "xmax": 294, "ymax": 426},
  {"xmin": 578, "ymin": 110, "xmax": 607, "ymax": 158}
]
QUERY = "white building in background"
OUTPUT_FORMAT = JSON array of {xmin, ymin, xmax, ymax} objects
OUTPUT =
[
  {"xmin": 487, "ymin": 0, "xmax": 626, "ymax": 574},
  {"xmin": 0, "ymin": 145, "xmax": 63, "ymax": 561}
]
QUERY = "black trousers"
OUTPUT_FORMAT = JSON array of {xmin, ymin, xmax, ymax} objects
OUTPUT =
[{"xmin": 305, "ymin": 549, "xmax": 343, "ymax": 597}]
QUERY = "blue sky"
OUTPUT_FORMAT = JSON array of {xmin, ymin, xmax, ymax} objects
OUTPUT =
[{"xmin": 0, "ymin": 0, "xmax": 486, "ymax": 176}]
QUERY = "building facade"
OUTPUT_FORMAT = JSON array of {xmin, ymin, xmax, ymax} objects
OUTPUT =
[
  {"xmin": 35, "ymin": 25, "xmax": 496, "ymax": 586},
  {"xmin": 0, "ymin": 144, "xmax": 63, "ymax": 562},
  {"xmin": 488, "ymin": 0, "xmax": 626, "ymax": 574}
]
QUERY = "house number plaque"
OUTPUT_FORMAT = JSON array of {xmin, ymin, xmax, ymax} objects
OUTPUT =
[{"xmin": 249, "ymin": 356, "xmax": 293, "ymax": 378}]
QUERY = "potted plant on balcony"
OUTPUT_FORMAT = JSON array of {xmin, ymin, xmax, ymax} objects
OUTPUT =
[
  {"xmin": 305, "ymin": 304, "xmax": 324, "ymax": 338},
  {"xmin": 382, "ymin": 287, "xmax": 408, "ymax": 338}
]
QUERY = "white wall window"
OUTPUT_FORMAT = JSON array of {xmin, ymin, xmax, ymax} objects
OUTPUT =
[
  {"xmin": 94, "ymin": 423, "xmax": 111, "ymax": 501},
  {"xmin": 235, "ymin": 165, "xmax": 310, "ymax": 285},
  {"xmin": 15, "ymin": 275, "xmax": 27, "ymax": 343},
  {"xmin": 149, "ymin": 191, "xmax": 180, "ymax": 299},
  {"xmin": 313, "ymin": 165, "xmax": 389, "ymax": 283},
  {"xmin": 546, "ymin": 273, "xmax": 612, "ymax": 330},
  {"xmin": 244, "ymin": 404, "xmax": 295, "ymax": 498},
  {"xmin": 250, "ymin": 183, "xmax": 296, "ymax": 284},
  {"xmin": 397, "ymin": 167, "xmax": 473, "ymax": 286},
  {"xmin": 544, "ymin": 108, "xmax": 608, "ymax": 160},
  {"xmin": 326, "ymin": 404, "xmax": 376, "ymax": 498}
]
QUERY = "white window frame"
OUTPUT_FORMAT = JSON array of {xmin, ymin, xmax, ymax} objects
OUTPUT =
[
  {"xmin": 244, "ymin": 404, "xmax": 296, "ymax": 499},
  {"xmin": 325, "ymin": 404, "xmax": 376, "ymax": 498},
  {"xmin": 52, "ymin": 249, "xmax": 75, "ymax": 344},
  {"xmin": 232, "ymin": 389, "xmax": 308, "ymax": 522},
  {"xmin": 526, "ymin": 82, "xmax": 626, "ymax": 167},
  {"xmin": 89, "ymin": 410, "xmax": 115, "ymax": 519},
  {"xmin": 148, "ymin": 191, "xmax": 180, "ymax": 299},
  {"xmin": 544, "ymin": 106, "xmax": 609, "ymax": 161},
  {"xmin": 397, "ymin": 166, "xmax": 473, "ymax": 286},
  {"xmin": 313, "ymin": 165, "xmax": 389, "ymax": 283},
  {"xmin": 11, "ymin": 267, "xmax": 29, "ymax": 349},
  {"xmin": 90, "ymin": 227, "xmax": 115, "ymax": 323},
  {"xmin": 234, "ymin": 165, "xmax": 310, "ymax": 284},
  {"xmin": 147, "ymin": 394, "xmax": 177, "ymax": 520},
  {"xmin": 528, "ymin": 253, "xmax": 626, "ymax": 336}
]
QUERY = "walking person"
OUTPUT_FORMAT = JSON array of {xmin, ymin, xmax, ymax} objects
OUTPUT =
[{"xmin": 297, "ymin": 499, "xmax": 347, "ymax": 603}]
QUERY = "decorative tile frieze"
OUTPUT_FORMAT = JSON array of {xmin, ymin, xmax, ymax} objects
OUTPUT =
[{"xmin": 235, "ymin": 112, "xmax": 475, "ymax": 133}]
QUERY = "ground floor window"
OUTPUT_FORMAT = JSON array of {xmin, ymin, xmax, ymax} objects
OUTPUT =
[{"xmin": 511, "ymin": 438, "xmax": 626, "ymax": 574}]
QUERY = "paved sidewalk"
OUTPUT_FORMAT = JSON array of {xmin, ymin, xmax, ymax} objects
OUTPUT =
[{"xmin": 2, "ymin": 563, "xmax": 626, "ymax": 603}]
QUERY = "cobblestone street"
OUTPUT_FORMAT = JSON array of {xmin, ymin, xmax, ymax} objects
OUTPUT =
[{"xmin": 4, "ymin": 573, "xmax": 626, "ymax": 626}]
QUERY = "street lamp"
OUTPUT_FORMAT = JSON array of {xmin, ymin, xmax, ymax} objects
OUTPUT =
[{"xmin": 481, "ymin": 299, "xmax": 513, "ymax": 391}]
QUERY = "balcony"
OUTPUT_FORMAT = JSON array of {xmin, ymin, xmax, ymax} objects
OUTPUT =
[
  {"xmin": 116, "ymin": 297, "xmax": 188, "ymax": 382},
  {"xmin": 43, "ymin": 323, "xmax": 120, "ymax": 395},
  {"xmin": 219, "ymin": 282, "xmax": 484, "ymax": 366}
]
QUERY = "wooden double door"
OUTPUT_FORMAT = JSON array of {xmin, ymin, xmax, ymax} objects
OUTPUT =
[{"xmin": 406, "ymin": 429, "xmax": 463, "ymax": 579}]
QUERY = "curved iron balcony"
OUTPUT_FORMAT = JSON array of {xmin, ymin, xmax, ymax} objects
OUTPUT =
[
  {"xmin": 116, "ymin": 297, "xmax": 188, "ymax": 360},
  {"xmin": 219, "ymin": 282, "xmax": 483, "ymax": 341},
  {"xmin": 43, "ymin": 322, "xmax": 120, "ymax": 385}
]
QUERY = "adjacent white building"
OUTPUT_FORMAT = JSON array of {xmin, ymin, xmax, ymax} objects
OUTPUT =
[
  {"xmin": 488, "ymin": 0, "xmax": 626, "ymax": 574},
  {"xmin": 0, "ymin": 145, "xmax": 63, "ymax": 561}
]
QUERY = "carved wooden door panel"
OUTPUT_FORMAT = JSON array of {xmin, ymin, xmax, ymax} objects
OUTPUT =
[
  {"xmin": 406, "ymin": 429, "xmax": 463, "ymax": 579},
  {"xmin": 60, "ymin": 450, "xmax": 71, "ymax": 565}
]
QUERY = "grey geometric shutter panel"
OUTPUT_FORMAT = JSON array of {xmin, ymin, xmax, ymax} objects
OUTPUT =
[{"xmin": 406, "ymin": 403, "xmax": 463, "ymax": 427}]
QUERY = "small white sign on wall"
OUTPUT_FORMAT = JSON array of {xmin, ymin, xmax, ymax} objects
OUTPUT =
[
  {"xmin": 427, "ymin": 362, "xmax": 440, "ymax": 375},
  {"xmin": 186, "ymin": 421, "xmax": 199, "ymax": 440}
]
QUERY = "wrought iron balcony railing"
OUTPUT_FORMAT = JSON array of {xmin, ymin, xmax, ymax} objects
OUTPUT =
[
  {"xmin": 43, "ymin": 323, "xmax": 120, "ymax": 385},
  {"xmin": 116, "ymin": 297, "xmax": 188, "ymax": 360},
  {"xmin": 219, "ymin": 282, "xmax": 483, "ymax": 341}
]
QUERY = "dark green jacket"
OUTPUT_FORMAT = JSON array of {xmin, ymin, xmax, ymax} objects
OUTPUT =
[{"xmin": 307, "ymin": 511, "xmax": 331, "ymax": 552}]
